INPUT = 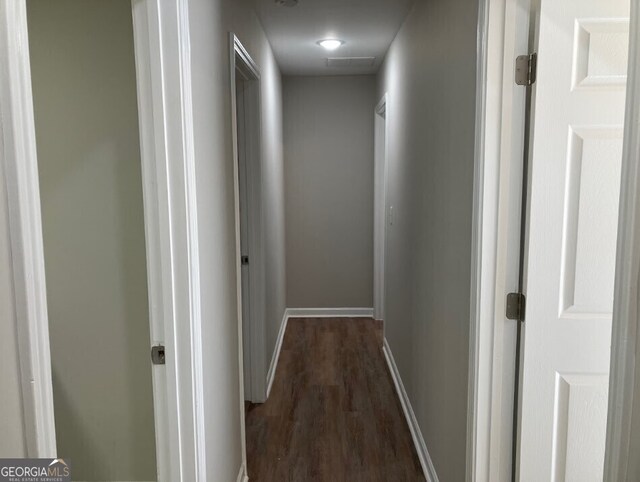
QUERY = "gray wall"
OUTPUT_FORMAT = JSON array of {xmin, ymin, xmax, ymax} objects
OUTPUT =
[
  {"xmin": 187, "ymin": 0, "xmax": 285, "ymax": 478},
  {"xmin": 377, "ymin": 0, "xmax": 478, "ymax": 479},
  {"xmin": 250, "ymin": 17, "xmax": 287, "ymax": 365},
  {"xmin": 0, "ymin": 155, "xmax": 27, "ymax": 458},
  {"xmin": 27, "ymin": 1, "xmax": 156, "ymax": 479},
  {"xmin": 284, "ymin": 75, "xmax": 375, "ymax": 308},
  {"xmin": 228, "ymin": 0, "xmax": 287, "ymax": 383}
]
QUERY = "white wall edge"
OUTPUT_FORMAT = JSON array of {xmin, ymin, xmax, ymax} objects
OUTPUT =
[
  {"xmin": 285, "ymin": 307, "xmax": 374, "ymax": 318},
  {"xmin": 266, "ymin": 310, "xmax": 289, "ymax": 398},
  {"xmin": 382, "ymin": 338, "xmax": 439, "ymax": 482}
]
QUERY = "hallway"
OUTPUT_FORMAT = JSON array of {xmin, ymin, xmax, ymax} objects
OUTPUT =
[
  {"xmin": 245, "ymin": 318, "xmax": 424, "ymax": 481},
  {"xmin": 0, "ymin": 0, "xmax": 484, "ymax": 479}
]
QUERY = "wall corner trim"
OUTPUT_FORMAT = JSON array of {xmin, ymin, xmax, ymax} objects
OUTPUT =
[{"xmin": 383, "ymin": 337, "xmax": 440, "ymax": 482}]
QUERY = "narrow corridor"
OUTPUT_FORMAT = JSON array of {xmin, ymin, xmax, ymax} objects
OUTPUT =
[{"xmin": 245, "ymin": 318, "xmax": 424, "ymax": 481}]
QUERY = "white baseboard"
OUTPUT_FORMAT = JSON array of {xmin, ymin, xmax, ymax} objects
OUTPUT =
[
  {"xmin": 285, "ymin": 307, "xmax": 374, "ymax": 318},
  {"xmin": 262, "ymin": 314, "xmax": 436, "ymax": 481},
  {"xmin": 266, "ymin": 310, "xmax": 289, "ymax": 398},
  {"xmin": 237, "ymin": 463, "xmax": 248, "ymax": 482},
  {"xmin": 382, "ymin": 338, "xmax": 439, "ymax": 482}
]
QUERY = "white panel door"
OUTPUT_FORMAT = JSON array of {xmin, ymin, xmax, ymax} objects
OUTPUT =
[{"xmin": 518, "ymin": 0, "xmax": 630, "ymax": 480}]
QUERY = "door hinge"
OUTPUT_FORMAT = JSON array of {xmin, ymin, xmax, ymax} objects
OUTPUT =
[
  {"xmin": 506, "ymin": 292, "xmax": 526, "ymax": 321},
  {"xmin": 515, "ymin": 53, "xmax": 537, "ymax": 86},
  {"xmin": 151, "ymin": 344, "xmax": 166, "ymax": 365},
  {"xmin": 241, "ymin": 255, "xmax": 249, "ymax": 266}
]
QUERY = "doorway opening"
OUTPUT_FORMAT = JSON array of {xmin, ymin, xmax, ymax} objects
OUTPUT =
[
  {"xmin": 3, "ymin": 0, "xmax": 208, "ymax": 478},
  {"xmin": 231, "ymin": 35, "xmax": 267, "ymax": 404},
  {"xmin": 25, "ymin": 0, "xmax": 157, "ymax": 479}
]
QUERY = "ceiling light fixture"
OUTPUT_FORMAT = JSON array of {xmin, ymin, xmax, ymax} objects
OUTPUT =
[{"xmin": 317, "ymin": 39, "xmax": 345, "ymax": 51}]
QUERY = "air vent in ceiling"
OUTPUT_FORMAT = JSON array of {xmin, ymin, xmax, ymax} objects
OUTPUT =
[
  {"xmin": 326, "ymin": 57, "xmax": 376, "ymax": 68},
  {"xmin": 275, "ymin": 0, "xmax": 299, "ymax": 6}
]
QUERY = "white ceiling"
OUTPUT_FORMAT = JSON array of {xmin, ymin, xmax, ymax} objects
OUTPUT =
[{"xmin": 254, "ymin": 0, "xmax": 415, "ymax": 76}]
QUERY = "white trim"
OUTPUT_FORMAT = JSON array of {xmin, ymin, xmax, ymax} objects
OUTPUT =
[
  {"xmin": 604, "ymin": 1, "xmax": 640, "ymax": 480},
  {"xmin": 285, "ymin": 307, "xmax": 374, "ymax": 318},
  {"xmin": 130, "ymin": 2, "xmax": 171, "ymax": 478},
  {"xmin": 234, "ymin": 35, "xmax": 260, "ymax": 80},
  {"xmin": 467, "ymin": 0, "xmax": 531, "ymax": 479},
  {"xmin": 130, "ymin": 1, "xmax": 206, "ymax": 479},
  {"xmin": 467, "ymin": 0, "xmax": 490, "ymax": 471},
  {"xmin": 266, "ymin": 310, "xmax": 289, "ymax": 398},
  {"xmin": 236, "ymin": 464, "xmax": 249, "ymax": 482},
  {"xmin": 230, "ymin": 33, "xmax": 249, "ymax": 473},
  {"xmin": 382, "ymin": 338, "xmax": 439, "ymax": 482},
  {"xmin": 373, "ymin": 93, "xmax": 388, "ymax": 322},
  {"xmin": 131, "ymin": 0, "xmax": 209, "ymax": 477},
  {"xmin": 230, "ymin": 33, "xmax": 267, "ymax": 404},
  {"xmin": 177, "ymin": 0, "xmax": 208, "ymax": 476},
  {"xmin": 0, "ymin": 0, "xmax": 57, "ymax": 458}
]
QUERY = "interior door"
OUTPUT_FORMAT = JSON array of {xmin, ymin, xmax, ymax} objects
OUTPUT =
[{"xmin": 518, "ymin": 0, "xmax": 630, "ymax": 480}]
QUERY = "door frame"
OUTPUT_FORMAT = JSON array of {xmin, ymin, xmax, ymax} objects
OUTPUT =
[
  {"xmin": 604, "ymin": 1, "xmax": 640, "ymax": 479},
  {"xmin": 229, "ymin": 33, "xmax": 267, "ymax": 406},
  {"xmin": 373, "ymin": 93, "xmax": 388, "ymax": 323},
  {"xmin": 468, "ymin": 0, "xmax": 640, "ymax": 480},
  {"xmin": 467, "ymin": 0, "xmax": 531, "ymax": 479},
  {"xmin": 1, "ymin": 0, "xmax": 207, "ymax": 480},
  {"xmin": 0, "ymin": 0, "xmax": 56, "ymax": 458}
]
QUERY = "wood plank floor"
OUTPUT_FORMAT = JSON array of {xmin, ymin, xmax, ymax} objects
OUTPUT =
[{"xmin": 245, "ymin": 317, "xmax": 425, "ymax": 481}]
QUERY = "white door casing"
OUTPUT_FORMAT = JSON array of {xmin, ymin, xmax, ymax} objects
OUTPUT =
[
  {"xmin": 374, "ymin": 94, "xmax": 388, "ymax": 322},
  {"xmin": 230, "ymin": 35, "xmax": 267, "ymax": 405},
  {"xmin": 467, "ymin": 0, "xmax": 532, "ymax": 479},
  {"xmin": 0, "ymin": 0, "xmax": 57, "ymax": 458},
  {"xmin": 519, "ymin": 0, "xmax": 630, "ymax": 480}
]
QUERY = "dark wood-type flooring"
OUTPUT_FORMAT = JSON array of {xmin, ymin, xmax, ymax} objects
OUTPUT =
[{"xmin": 245, "ymin": 317, "xmax": 425, "ymax": 481}]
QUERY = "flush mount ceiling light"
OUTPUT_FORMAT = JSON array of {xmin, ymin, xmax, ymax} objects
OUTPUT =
[{"xmin": 317, "ymin": 39, "xmax": 345, "ymax": 51}]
